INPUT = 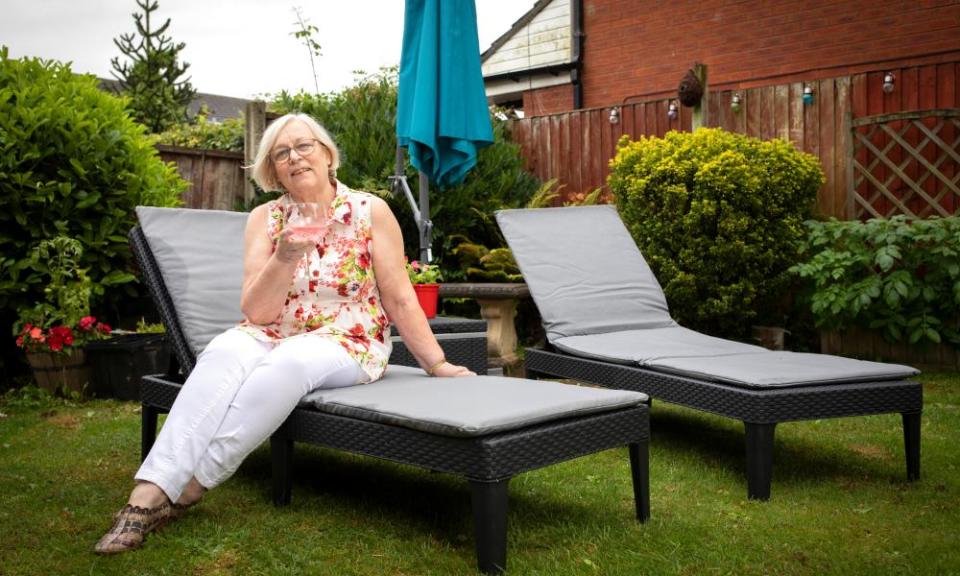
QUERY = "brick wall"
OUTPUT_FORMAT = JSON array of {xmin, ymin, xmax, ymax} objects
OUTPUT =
[
  {"xmin": 523, "ymin": 0, "xmax": 960, "ymax": 114},
  {"xmin": 523, "ymin": 83, "xmax": 574, "ymax": 116}
]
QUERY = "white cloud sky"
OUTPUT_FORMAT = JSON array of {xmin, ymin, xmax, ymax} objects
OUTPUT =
[{"xmin": 1, "ymin": 0, "xmax": 536, "ymax": 98}]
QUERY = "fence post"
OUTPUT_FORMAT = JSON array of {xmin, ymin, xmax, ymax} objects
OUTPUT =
[
  {"xmin": 692, "ymin": 63, "xmax": 709, "ymax": 131},
  {"xmin": 244, "ymin": 100, "xmax": 267, "ymax": 205}
]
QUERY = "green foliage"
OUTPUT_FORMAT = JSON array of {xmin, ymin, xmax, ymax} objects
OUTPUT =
[
  {"xmin": 451, "ymin": 244, "xmax": 523, "ymax": 282},
  {"xmin": 270, "ymin": 71, "xmax": 540, "ymax": 276},
  {"xmin": 135, "ymin": 317, "xmax": 166, "ymax": 333},
  {"xmin": 110, "ymin": 0, "xmax": 195, "ymax": 133},
  {"xmin": 610, "ymin": 128, "xmax": 823, "ymax": 337},
  {"xmin": 0, "ymin": 48, "xmax": 185, "ymax": 319},
  {"xmin": 791, "ymin": 216, "xmax": 960, "ymax": 346},
  {"xmin": 406, "ymin": 260, "xmax": 442, "ymax": 284},
  {"xmin": 0, "ymin": 383, "xmax": 77, "ymax": 411},
  {"xmin": 153, "ymin": 108, "xmax": 245, "ymax": 152},
  {"xmin": 13, "ymin": 238, "xmax": 92, "ymax": 332}
]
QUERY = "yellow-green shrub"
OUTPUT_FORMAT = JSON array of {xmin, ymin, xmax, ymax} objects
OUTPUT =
[{"xmin": 610, "ymin": 128, "xmax": 823, "ymax": 337}]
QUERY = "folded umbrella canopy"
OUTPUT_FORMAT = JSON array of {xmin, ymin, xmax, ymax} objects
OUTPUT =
[{"xmin": 395, "ymin": 0, "xmax": 494, "ymax": 261}]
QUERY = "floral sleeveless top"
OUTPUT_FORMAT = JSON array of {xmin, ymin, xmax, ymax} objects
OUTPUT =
[{"xmin": 237, "ymin": 182, "xmax": 391, "ymax": 382}]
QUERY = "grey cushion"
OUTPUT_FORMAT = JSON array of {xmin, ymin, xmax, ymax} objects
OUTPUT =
[
  {"xmin": 136, "ymin": 206, "xmax": 247, "ymax": 354},
  {"xmin": 300, "ymin": 365, "xmax": 647, "ymax": 437},
  {"xmin": 496, "ymin": 206, "xmax": 675, "ymax": 342},
  {"xmin": 647, "ymin": 352, "xmax": 919, "ymax": 388},
  {"xmin": 553, "ymin": 329, "xmax": 919, "ymax": 389},
  {"xmin": 553, "ymin": 326, "xmax": 767, "ymax": 365}
]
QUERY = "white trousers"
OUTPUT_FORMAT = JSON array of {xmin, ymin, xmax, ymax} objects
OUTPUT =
[{"xmin": 135, "ymin": 328, "xmax": 362, "ymax": 503}]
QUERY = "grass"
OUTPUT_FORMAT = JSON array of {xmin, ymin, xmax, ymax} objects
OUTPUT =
[{"xmin": 1, "ymin": 372, "xmax": 958, "ymax": 575}]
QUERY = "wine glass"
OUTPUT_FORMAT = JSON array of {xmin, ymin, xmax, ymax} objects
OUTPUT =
[{"xmin": 286, "ymin": 203, "xmax": 327, "ymax": 243}]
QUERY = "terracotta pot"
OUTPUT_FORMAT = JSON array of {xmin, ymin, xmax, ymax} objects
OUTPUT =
[
  {"xmin": 26, "ymin": 349, "xmax": 91, "ymax": 396},
  {"xmin": 413, "ymin": 283, "xmax": 440, "ymax": 318}
]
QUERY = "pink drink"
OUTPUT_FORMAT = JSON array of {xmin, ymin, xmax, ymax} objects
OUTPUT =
[{"xmin": 290, "ymin": 225, "xmax": 326, "ymax": 243}]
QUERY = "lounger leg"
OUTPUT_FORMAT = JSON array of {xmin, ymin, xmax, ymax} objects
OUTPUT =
[
  {"xmin": 744, "ymin": 422, "xmax": 776, "ymax": 501},
  {"xmin": 271, "ymin": 433, "xmax": 294, "ymax": 506},
  {"xmin": 469, "ymin": 478, "xmax": 510, "ymax": 575},
  {"xmin": 902, "ymin": 411, "xmax": 921, "ymax": 481},
  {"xmin": 141, "ymin": 404, "xmax": 159, "ymax": 463},
  {"xmin": 628, "ymin": 442, "xmax": 651, "ymax": 522}
]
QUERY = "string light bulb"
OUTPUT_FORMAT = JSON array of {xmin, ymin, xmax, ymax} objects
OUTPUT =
[
  {"xmin": 667, "ymin": 100, "xmax": 679, "ymax": 120},
  {"xmin": 882, "ymin": 72, "xmax": 896, "ymax": 94}
]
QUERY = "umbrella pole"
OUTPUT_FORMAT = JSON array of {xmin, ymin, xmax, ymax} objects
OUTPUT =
[
  {"xmin": 391, "ymin": 146, "xmax": 433, "ymax": 263},
  {"xmin": 418, "ymin": 171, "xmax": 432, "ymax": 263}
]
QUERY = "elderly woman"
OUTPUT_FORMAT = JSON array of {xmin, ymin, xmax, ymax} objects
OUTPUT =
[{"xmin": 95, "ymin": 113, "xmax": 474, "ymax": 554}]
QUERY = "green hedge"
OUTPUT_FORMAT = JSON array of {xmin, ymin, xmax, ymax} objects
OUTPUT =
[
  {"xmin": 610, "ymin": 128, "xmax": 823, "ymax": 338},
  {"xmin": 791, "ymin": 216, "xmax": 960, "ymax": 346},
  {"xmin": 0, "ymin": 47, "xmax": 185, "ymax": 316}
]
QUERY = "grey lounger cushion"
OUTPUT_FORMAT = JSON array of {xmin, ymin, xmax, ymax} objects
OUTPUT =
[
  {"xmin": 496, "ymin": 205, "xmax": 919, "ymax": 389},
  {"xmin": 495, "ymin": 205, "xmax": 675, "ymax": 341},
  {"xmin": 137, "ymin": 206, "xmax": 247, "ymax": 354},
  {"xmin": 302, "ymin": 365, "xmax": 647, "ymax": 437},
  {"xmin": 554, "ymin": 329, "xmax": 917, "ymax": 388}
]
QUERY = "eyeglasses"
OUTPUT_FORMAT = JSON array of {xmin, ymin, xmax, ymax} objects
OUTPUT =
[{"xmin": 271, "ymin": 139, "xmax": 322, "ymax": 164}]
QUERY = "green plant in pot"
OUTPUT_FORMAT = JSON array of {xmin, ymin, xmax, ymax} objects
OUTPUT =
[
  {"xmin": 407, "ymin": 259, "xmax": 443, "ymax": 319},
  {"xmin": 13, "ymin": 237, "xmax": 112, "ymax": 397}
]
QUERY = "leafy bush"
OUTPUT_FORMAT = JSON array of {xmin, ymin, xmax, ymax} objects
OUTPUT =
[
  {"xmin": 0, "ymin": 48, "xmax": 185, "ymax": 318},
  {"xmin": 269, "ymin": 69, "xmax": 540, "ymax": 277},
  {"xmin": 154, "ymin": 108, "xmax": 244, "ymax": 152},
  {"xmin": 610, "ymin": 128, "xmax": 823, "ymax": 337},
  {"xmin": 791, "ymin": 216, "xmax": 960, "ymax": 346}
]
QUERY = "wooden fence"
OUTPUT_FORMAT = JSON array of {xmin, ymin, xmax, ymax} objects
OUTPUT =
[
  {"xmin": 510, "ymin": 62, "xmax": 960, "ymax": 219},
  {"xmin": 156, "ymin": 145, "xmax": 247, "ymax": 211}
]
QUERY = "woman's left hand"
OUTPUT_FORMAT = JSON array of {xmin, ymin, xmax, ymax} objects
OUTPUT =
[{"xmin": 433, "ymin": 362, "xmax": 475, "ymax": 377}]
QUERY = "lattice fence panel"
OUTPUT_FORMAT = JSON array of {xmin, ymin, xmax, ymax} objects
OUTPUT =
[{"xmin": 851, "ymin": 109, "xmax": 960, "ymax": 219}]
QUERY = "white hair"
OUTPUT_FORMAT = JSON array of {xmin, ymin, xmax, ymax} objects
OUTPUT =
[{"xmin": 249, "ymin": 113, "xmax": 341, "ymax": 191}]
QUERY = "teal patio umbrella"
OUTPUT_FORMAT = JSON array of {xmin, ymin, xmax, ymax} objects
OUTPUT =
[{"xmin": 394, "ymin": 0, "xmax": 494, "ymax": 262}]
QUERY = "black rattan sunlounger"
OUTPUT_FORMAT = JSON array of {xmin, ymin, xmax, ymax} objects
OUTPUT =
[
  {"xmin": 129, "ymin": 206, "xmax": 652, "ymax": 574},
  {"xmin": 497, "ymin": 205, "xmax": 922, "ymax": 501}
]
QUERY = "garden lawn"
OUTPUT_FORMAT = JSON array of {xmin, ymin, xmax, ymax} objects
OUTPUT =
[{"xmin": 0, "ymin": 372, "xmax": 957, "ymax": 575}]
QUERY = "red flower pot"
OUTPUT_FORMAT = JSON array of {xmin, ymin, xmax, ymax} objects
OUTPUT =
[{"xmin": 413, "ymin": 283, "xmax": 440, "ymax": 318}]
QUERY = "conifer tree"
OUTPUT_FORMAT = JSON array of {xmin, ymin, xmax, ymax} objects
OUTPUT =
[{"xmin": 111, "ymin": 0, "xmax": 195, "ymax": 133}]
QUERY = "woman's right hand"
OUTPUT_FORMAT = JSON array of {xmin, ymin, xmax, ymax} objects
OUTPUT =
[{"xmin": 274, "ymin": 228, "xmax": 315, "ymax": 264}]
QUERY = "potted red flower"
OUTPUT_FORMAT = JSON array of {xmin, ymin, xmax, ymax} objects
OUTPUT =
[
  {"xmin": 12, "ymin": 237, "xmax": 111, "ymax": 397},
  {"xmin": 406, "ymin": 259, "xmax": 443, "ymax": 318},
  {"xmin": 16, "ymin": 317, "xmax": 112, "ymax": 396}
]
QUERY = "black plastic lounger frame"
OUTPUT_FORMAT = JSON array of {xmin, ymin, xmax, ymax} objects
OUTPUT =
[
  {"xmin": 497, "ymin": 205, "xmax": 922, "ymax": 501},
  {"xmin": 129, "ymin": 225, "xmax": 651, "ymax": 574},
  {"xmin": 524, "ymin": 347, "xmax": 921, "ymax": 500}
]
